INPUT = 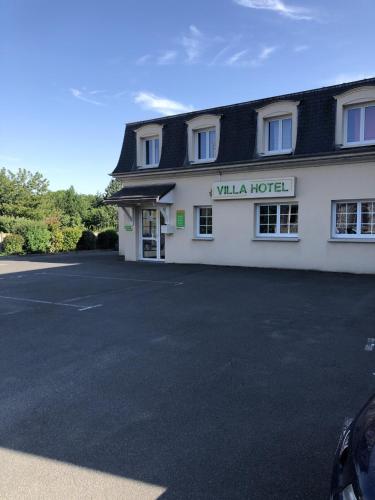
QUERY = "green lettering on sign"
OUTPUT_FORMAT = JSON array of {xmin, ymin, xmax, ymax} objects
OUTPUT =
[
  {"xmin": 176, "ymin": 210, "xmax": 185, "ymax": 229},
  {"xmin": 124, "ymin": 225, "xmax": 133, "ymax": 231}
]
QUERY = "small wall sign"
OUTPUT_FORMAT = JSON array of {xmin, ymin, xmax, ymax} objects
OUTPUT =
[
  {"xmin": 176, "ymin": 210, "xmax": 185, "ymax": 229},
  {"xmin": 124, "ymin": 224, "xmax": 133, "ymax": 231},
  {"xmin": 212, "ymin": 177, "xmax": 295, "ymax": 200}
]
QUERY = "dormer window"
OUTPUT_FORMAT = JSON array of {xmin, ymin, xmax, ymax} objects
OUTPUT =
[
  {"xmin": 345, "ymin": 103, "xmax": 375, "ymax": 145},
  {"xmin": 195, "ymin": 128, "xmax": 216, "ymax": 161},
  {"xmin": 186, "ymin": 114, "xmax": 221, "ymax": 164},
  {"xmin": 266, "ymin": 116, "xmax": 292, "ymax": 154},
  {"xmin": 135, "ymin": 123, "xmax": 163, "ymax": 168},
  {"xmin": 256, "ymin": 101, "xmax": 299, "ymax": 156},
  {"xmin": 143, "ymin": 136, "xmax": 160, "ymax": 166},
  {"xmin": 334, "ymin": 86, "xmax": 375, "ymax": 148}
]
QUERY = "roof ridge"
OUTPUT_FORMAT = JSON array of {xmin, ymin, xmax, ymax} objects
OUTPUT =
[{"xmin": 126, "ymin": 77, "xmax": 375, "ymax": 126}]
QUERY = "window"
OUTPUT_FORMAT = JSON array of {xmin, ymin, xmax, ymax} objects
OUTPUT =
[
  {"xmin": 334, "ymin": 86, "xmax": 375, "ymax": 147},
  {"xmin": 256, "ymin": 203, "xmax": 298, "ymax": 238},
  {"xmin": 135, "ymin": 123, "xmax": 163, "ymax": 168},
  {"xmin": 266, "ymin": 116, "xmax": 292, "ymax": 153},
  {"xmin": 143, "ymin": 136, "xmax": 160, "ymax": 166},
  {"xmin": 195, "ymin": 128, "xmax": 216, "ymax": 161},
  {"xmin": 345, "ymin": 104, "xmax": 375, "ymax": 145},
  {"xmin": 333, "ymin": 200, "xmax": 375, "ymax": 239},
  {"xmin": 255, "ymin": 100, "xmax": 299, "ymax": 156},
  {"xmin": 186, "ymin": 114, "xmax": 221, "ymax": 163},
  {"xmin": 195, "ymin": 206, "xmax": 213, "ymax": 238}
]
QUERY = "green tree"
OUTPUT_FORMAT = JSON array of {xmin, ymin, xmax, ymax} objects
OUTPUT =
[{"xmin": 0, "ymin": 168, "xmax": 50, "ymax": 219}]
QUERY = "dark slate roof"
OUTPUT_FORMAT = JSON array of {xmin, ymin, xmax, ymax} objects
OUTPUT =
[
  {"xmin": 104, "ymin": 183, "xmax": 175, "ymax": 204},
  {"xmin": 112, "ymin": 78, "xmax": 375, "ymax": 175}
]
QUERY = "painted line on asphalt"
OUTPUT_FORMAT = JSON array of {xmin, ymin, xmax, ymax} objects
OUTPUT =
[
  {"xmin": 365, "ymin": 338, "xmax": 375, "ymax": 351},
  {"xmin": 35, "ymin": 271, "xmax": 184, "ymax": 286},
  {"xmin": 0, "ymin": 295, "xmax": 102, "ymax": 312}
]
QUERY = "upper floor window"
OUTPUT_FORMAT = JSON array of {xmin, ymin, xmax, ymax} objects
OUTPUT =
[
  {"xmin": 334, "ymin": 86, "xmax": 375, "ymax": 147},
  {"xmin": 256, "ymin": 101, "xmax": 299, "ymax": 156},
  {"xmin": 266, "ymin": 116, "xmax": 292, "ymax": 154},
  {"xmin": 143, "ymin": 136, "xmax": 160, "ymax": 166},
  {"xmin": 195, "ymin": 128, "xmax": 216, "ymax": 161},
  {"xmin": 345, "ymin": 103, "xmax": 375, "ymax": 145},
  {"xmin": 186, "ymin": 114, "xmax": 221, "ymax": 164},
  {"xmin": 135, "ymin": 123, "xmax": 163, "ymax": 168}
]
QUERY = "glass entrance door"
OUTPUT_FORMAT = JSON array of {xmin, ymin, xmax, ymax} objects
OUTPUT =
[{"xmin": 140, "ymin": 208, "xmax": 165, "ymax": 260}]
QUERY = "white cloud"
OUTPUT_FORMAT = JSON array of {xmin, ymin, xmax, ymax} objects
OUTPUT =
[
  {"xmin": 258, "ymin": 46, "xmax": 276, "ymax": 60},
  {"xmin": 325, "ymin": 73, "xmax": 375, "ymax": 86},
  {"xmin": 226, "ymin": 49, "xmax": 248, "ymax": 65},
  {"xmin": 233, "ymin": 0, "xmax": 314, "ymax": 20},
  {"xmin": 134, "ymin": 91, "xmax": 194, "ymax": 116},
  {"xmin": 225, "ymin": 45, "xmax": 277, "ymax": 67},
  {"xmin": 136, "ymin": 54, "xmax": 151, "ymax": 65},
  {"xmin": 157, "ymin": 50, "xmax": 178, "ymax": 65},
  {"xmin": 69, "ymin": 88, "xmax": 104, "ymax": 106},
  {"xmin": 181, "ymin": 25, "xmax": 204, "ymax": 63}
]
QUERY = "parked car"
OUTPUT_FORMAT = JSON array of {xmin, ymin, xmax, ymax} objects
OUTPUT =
[{"xmin": 331, "ymin": 394, "xmax": 375, "ymax": 499}]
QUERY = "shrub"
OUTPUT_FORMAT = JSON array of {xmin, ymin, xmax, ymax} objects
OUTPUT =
[
  {"xmin": 0, "ymin": 216, "xmax": 30, "ymax": 233},
  {"xmin": 15, "ymin": 221, "xmax": 51, "ymax": 253},
  {"xmin": 97, "ymin": 229, "xmax": 118, "ymax": 250},
  {"xmin": 2, "ymin": 234, "xmax": 25, "ymax": 255},
  {"xmin": 77, "ymin": 230, "xmax": 96, "ymax": 250},
  {"xmin": 61, "ymin": 226, "xmax": 83, "ymax": 251},
  {"xmin": 49, "ymin": 224, "xmax": 64, "ymax": 253}
]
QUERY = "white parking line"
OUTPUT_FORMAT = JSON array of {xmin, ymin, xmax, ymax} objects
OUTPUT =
[
  {"xmin": 35, "ymin": 271, "xmax": 183, "ymax": 286},
  {"xmin": 0, "ymin": 295, "xmax": 102, "ymax": 312}
]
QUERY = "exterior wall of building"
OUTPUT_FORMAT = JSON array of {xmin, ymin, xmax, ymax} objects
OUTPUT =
[{"xmin": 117, "ymin": 160, "xmax": 375, "ymax": 274}]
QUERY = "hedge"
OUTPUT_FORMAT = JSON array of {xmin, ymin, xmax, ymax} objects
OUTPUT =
[
  {"xmin": 0, "ymin": 216, "xmax": 31, "ymax": 234},
  {"xmin": 97, "ymin": 229, "xmax": 118, "ymax": 250},
  {"xmin": 15, "ymin": 221, "xmax": 51, "ymax": 253},
  {"xmin": 77, "ymin": 230, "xmax": 97, "ymax": 250},
  {"xmin": 61, "ymin": 227, "xmax": 83, "ymax": 251},
  {"xmin": 2, "ymin": 234, "xmax": 25, "ymax": 255}
]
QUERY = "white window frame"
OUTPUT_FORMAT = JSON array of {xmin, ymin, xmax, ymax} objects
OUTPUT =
[
  {"xmin": 255, "ymin": 100, "xmax": 299, "ymax": 156},
  {"xmin": 334, "ymin": 86, "xmax": 375, "ymax": 147},
  {"xmin": 331, "ymin": 200, "xmax": 375, "ymax": 239},
  {"xmin": 264, "ymin": 115, "xmax": 293, "ymax": 155},
  {"xmin": 343, "ymin": 103, "xmax": 375, "ymax": 147},
  {"xmin": 135, "ymin": 123, "xmax": 163, "ymax": 168},
  {"xmin": 186, "ymin": 114, "xmax": 221, "ymax": 164},
  {"xmin": 256, "ymin": 203, "xmax": 299, "ymax": 238},
  {"xmin": 194, "ymin": 128, "xmax": 216, "ymax": 162},
  {"xmin": 142, "ymin": 136, "xmax": 160, "ymax": 167},
  {"xmin": 195, "ymin": 206, "xmax": 213, "ymax": 238}
]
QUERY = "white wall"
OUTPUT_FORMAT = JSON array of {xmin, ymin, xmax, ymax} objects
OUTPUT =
[{"xmin": 117, "ymin": 161, "xmax": 375, "ymax": 274}]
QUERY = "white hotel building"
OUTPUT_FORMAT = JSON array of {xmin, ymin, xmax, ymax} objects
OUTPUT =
[{"xmin": 106, "ymin": 79, "xmax": 375, "ymax": 274}]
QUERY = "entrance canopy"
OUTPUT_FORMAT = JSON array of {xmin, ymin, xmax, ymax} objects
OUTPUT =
[{"xmin": 105, "ymin": 183, "xmax": 175, "ymax": 206}]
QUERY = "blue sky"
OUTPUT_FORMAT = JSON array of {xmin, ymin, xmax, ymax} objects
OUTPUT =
[{"xmin": 1, "ymin": 0, "xmax": 375, "ymax": 194}]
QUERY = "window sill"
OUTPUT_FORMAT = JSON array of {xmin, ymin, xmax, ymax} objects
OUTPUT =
[
  {"xmin": 338, "ymin": 142, "xmax": 375, "ymax": 149},
  {"xmin": 252, "ymin": 237, "xmax": 300, "ymax": 242},
  {"xmin": 259, "ymin": 150, "xmax": 293, "ymax": 157},
  {"xmin": 191, "ymin": 159, "xmax": 216, "ymax": 165},
  {"xmin": 328, "ymin": 238, "xmax": 375, "ymax": 243},
  {"xmin": 192, "ymin": 237, "xmax": 214, "ymax": 241},
  {"xmin": 137, "ymin": 165, "xmax": 159, "ymax": 169}
]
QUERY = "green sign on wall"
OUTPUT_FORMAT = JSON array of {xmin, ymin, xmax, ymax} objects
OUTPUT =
[
  {"xmin": 176, "ymin": 210, "xmax": 185, "ymax": 229},
  {"xmin": 124, "ymin": 224, "xmax": 133, "ymax": 231}
]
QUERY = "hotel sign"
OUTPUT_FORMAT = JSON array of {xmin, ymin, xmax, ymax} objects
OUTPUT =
[{"xmin": 212, "ymin": 177, "xmax": 295, "ymax": 200}]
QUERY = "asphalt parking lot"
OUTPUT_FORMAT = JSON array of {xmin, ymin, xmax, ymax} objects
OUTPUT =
[{"xmin": 0, "ymin": 251, "xmax": 375, "ymax": 499}]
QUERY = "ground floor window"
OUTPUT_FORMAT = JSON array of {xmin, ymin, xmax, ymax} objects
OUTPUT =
[
  {"xmin": 195, "ymin": 206, "xmax": 213, "ymax": 237},
  {"xmin": 256, "ymin": 203, "xmax": 298, "ymax": 237},
  {"xmin": 333, "ymin": 200, "xmax": 375, "ymax": 238}
]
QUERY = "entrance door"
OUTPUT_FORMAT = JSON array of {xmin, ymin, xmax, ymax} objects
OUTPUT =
[{"xmin": 140, "ymin": 208, "xmax": 165, "ymax": 260}]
